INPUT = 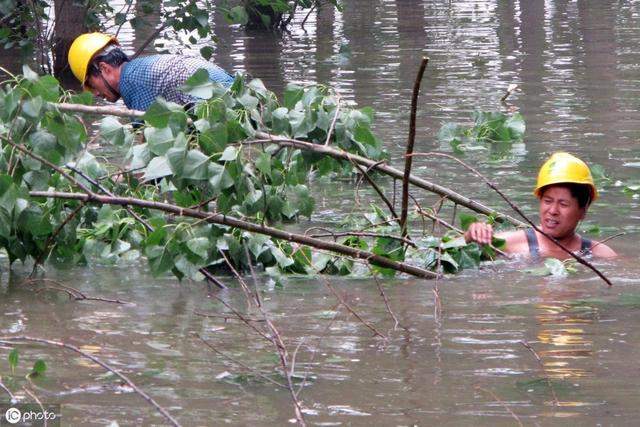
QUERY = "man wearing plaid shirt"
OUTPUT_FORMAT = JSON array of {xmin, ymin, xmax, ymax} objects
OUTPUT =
[{"xmin": 69, "ymin": 33, "xmax": 234, "ymax": 112}]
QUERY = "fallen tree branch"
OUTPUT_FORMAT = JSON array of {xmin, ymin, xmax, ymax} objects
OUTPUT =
[
  {"xmin": 0, "ymin": 336, "xmax": 181, "ymax": 426},
  {"xmin": 410, "ymin": 152, "xmax": 613, "ymax": 287},
  {"xmin": 66, "ymin": 165, "xmax": 226, "ymax": 290},
  {"xmin": 28, "ymin": 191, "xmax": 439, "ymax": 280},
  {"xmin": 49, "ymin": 103, "xmax": 525, "ymax": 227}
]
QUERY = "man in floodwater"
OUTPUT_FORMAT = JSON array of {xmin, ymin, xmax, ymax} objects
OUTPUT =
[
  {"xmin": 464, "ymin": 152, "xmax": 616, "ymax": 259},
  {"xmin": 68, "ymin": 33, "xmax": 234, "ymax": 111}
]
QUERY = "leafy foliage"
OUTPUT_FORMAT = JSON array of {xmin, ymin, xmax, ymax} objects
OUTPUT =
[
  {"xmin": 0, "ymin": 66, "xmax": 511, "ymax": 282},
  {"xmin": 438, "ymin": 111, "xmax": 526, "ymax": 153}
]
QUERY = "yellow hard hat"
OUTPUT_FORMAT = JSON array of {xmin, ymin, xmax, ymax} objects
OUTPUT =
[
  {"xmin": 68, "ymin": 33, "xmax": 118, "ymax": 88},
  {"xmin": 533, "ymin": 152, "xmax": 598, "ymax": 201}
]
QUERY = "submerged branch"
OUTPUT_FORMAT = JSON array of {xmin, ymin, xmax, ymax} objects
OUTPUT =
[{"xmin": 29, "ymin": 191, "xmax": 440, "ymax": 280}]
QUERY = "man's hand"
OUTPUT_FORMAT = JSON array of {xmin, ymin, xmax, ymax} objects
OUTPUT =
[{"xmin": 464, "ymin": 222, "xmax": 494, "ymax": 245}]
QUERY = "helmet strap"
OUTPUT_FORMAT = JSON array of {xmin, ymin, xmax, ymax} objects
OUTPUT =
[{"xmin": 99, "ymin": 71, "xmax": 120, "ymax": 100}]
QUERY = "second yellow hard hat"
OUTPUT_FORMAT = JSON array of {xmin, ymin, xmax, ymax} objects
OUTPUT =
[{"xmin": 534, "ymin": 152, "xmax": 598, "ymax": 201}]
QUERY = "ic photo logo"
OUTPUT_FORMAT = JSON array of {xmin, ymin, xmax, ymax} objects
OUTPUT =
[
  {"xmin": 4, "ymin": 407, "xmax": 21, "ymax": 424},
  {"xmin": 3, "ymin": 404, "xmax": 60, "ymax": 425}
]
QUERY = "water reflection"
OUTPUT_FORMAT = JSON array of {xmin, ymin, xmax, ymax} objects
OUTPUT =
[{"xmin": 535, "ymin": 287, "xmax": 598, "ymax": 380}]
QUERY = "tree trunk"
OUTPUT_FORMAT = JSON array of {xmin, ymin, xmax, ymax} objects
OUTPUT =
[{"xmin": 53, "ymin": 0, "xmax": 87, "ymax": 85}]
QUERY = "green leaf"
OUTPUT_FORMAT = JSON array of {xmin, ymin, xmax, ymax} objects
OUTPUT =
[
  {"xmin": 220, "ymin": 146, "xmax": 238, "ymax": 161},
  {"xmin": 187, "ymin": 237, "xmax": 210, "ymax": 259},
  {"xmin": 200, "ymin": 46, "xmax": 214, "ymax": 60},
  {"xmin": 146, "ymin": 244, "xmax": 174, "ymax": 276},
  {"xmin": 182, "ymin": 150, "xmax": 211, "ymax": 180},
  {"xmin": 174, "ymin": 255, "xmax": 204, "ymax": 280},
  {"xmin": 99, "ymin": 116, "xmax": 129, "ymax": 146},
  {"xmin": 504, "ymin": 112, "xmax": 526, "ymax": 139},
  {"xmin": 182, "ymin": 68, "xmax": 213, "ymax": 99},
  {"xmin": 208, "ymin": 163, "xmax": 234, "ymax": 192},
  {"xmin": 293, "ymin": 185, "xmax": 314, "ymax": 218},
  {"xmin": 283, "ymin": 84, "xmax": 304, "ymax": 109},
  {"xmin": 255, "ymin": 152, "xmax": 272, "ymax": 177},
  {"xmin": 143, "ymin": 98, "xmax": 188, "ymax": 129},
  {"xmin": 8, "ymin": 348, "xmax": 18, "ymax": 373},
  {"xmin": 22, "ymin": 96, "xmax": 43, "ymax": 118},
  {"xmin": 459, "ymin": 213, "xmax": 477, "ymax": 231},
  {"xmin": 226, "ymin": 6, "xmax": 249, "ymax": 25},
  {"xmin": 143, "ymin": 156, "xmax": 173, "ymax": 181},
  {"xmin": 145, "ymin": 127, "xmax": 175, "ymax": 156},
  {"xmin": 31, "ymin": 359, "xmax": 47, "ymax": 376}
]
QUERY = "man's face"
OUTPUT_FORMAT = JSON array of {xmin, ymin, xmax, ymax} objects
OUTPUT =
[
  {"xmin": 538, "ymin": 185, "xmax": 586, "ymax": 239},
  {"xmin": 85, "ymin": 62, "xmax": 120, "ymax": 102}
]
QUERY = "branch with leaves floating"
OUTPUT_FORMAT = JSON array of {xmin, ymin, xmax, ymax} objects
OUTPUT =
[{"xmin": 28, "ymin": 190, "xmax": 439, "ymax": 280}]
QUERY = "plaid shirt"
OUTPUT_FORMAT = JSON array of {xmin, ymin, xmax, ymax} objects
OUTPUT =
[{"xmin": 119, "ymin": 55, "xmax": 234, "ymax": 111}]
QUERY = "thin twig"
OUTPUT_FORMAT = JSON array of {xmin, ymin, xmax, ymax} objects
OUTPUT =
[
  {"xmin": 218, "ymin": 249, "xmax": 255, "ymax": 307},
  {"xmin": 474, "ymin": 385, "xmax": 524, "ymax": 427},
  {"xmin": 248, "ymin": 266, "xmax": 307, "ymax": 425},
  {"xmin": 66, "ymin": 165, "xmax": 226, "ymax": 290},
  {"xmin": 410, "ymin": 152, "xmax": 613, "ymax": 287},
  {"xmin": 500, "ymin": 83, "xmax": 520, "ymax": 103},
  {"xmin": 23, "ymin": 278, "xmax": 132, "ymax": 305},
  {"xmin": 300, "ymin": 1, "xmax": 317, "ymax": 28},
  {"xmin": 195, "ymin": 333, "xmax": 287, "ymax": 389},
  {"xmin": 351, "ymin": 159, "xmax": 403, "ymax": 229},
  {"xmin": 400, "ymin": 57, "xmax": 429, "ymax": 239},
  {"xmin": 295, "ymin": 304, "xmax": 341, "ymax": 398},
  {"xmin": 0, "ymin": 336, "xmax": 181, "ymax": 426},
  {"xmin": 325, "ymin": 282, "xmax": 387, "ymax": 339},
  {"xmin": 32, "ymin": 202, "xmax": 86, "ymax": 276},
  {"xmin": 324, "ymin": 94, "xmax": 341, "ymax": 146},
  {"xmin": 521, "ymin": 340, "xmax": 559, "ymax": 406},
  {"xmin": 194, "ymin": 311, "xmax": 265, "ymax": 323},
  {"xmin": 0, "ymin": 136, "xmax": 94, "ymax": 195},
  {"xmin": 581, "ymin": 232, "xmax": 625, "ymax": 255},
  {"xmin": 211, "ymin": 295, "xmax": 271, "ymax": 342},
  {"xmin": 369, "ymin": 267, "xmax": 403, "ymax": 331},
  {"xmin": 22, "ymin": 386, "xmax": 47, "ymax": 427},
  {"xmin": 411, "ymin": 197, "xmax": 509, "ymax": 258},
  {"xmin": 306, "ymin": 229, "xmax": 415, "ymax": 248},
  {"xmin": 132, "ymin": 21, "xmax": 170, "ymax": 59},
  {"xmin": 0, "ymin": 376, "xmax": 17, "ymax": 404}
]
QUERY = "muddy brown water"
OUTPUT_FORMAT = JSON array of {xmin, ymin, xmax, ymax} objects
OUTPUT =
[{"xmin": 1, "ymin": 1, "xmax": 639, "ymax": 425}]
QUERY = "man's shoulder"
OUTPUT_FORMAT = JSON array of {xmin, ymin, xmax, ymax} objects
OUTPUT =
[
  {"xmin": 496, "ymin": 229, "xmax": 529, "ymax": 254},
  {"xmin": 590, "ymin": 240, "xmax": 617, "ymax": 258}
]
